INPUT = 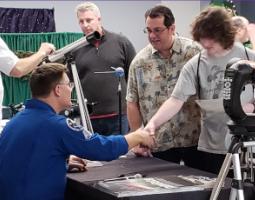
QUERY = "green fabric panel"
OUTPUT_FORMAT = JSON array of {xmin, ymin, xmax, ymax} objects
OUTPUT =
[
  {"xmin": 0, "ymin": 32, "xmax": 83, "ymax": 106},
  {"xmin": 210, "ymin": 0, "xmax": 224, "ymax": 6},
  {"xmin": 0, "ymin": 32, "xmax": 83, "ymax": 51}
]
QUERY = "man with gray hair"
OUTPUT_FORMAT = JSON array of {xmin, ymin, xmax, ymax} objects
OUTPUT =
[{"xmin": 73, "ymin": 2, "xmax": 136, "ymax": 136}]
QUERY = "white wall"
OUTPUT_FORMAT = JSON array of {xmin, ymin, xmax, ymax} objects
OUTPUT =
[
  {"xmin": 162, "ymin": 1, "xmax": 200, "ymax": 38},
  {"xmin": 0, "ymin": 1, "xmax": 210, "ymax": 51}
]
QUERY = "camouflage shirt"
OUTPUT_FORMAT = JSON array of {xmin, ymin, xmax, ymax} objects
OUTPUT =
[{"xmin": 126, "ymin": 36, "xmax": 201, "ymax": 152}]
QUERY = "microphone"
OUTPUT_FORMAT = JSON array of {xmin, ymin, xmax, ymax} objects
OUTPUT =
[
  {"xmin": 94, "ymin": 66, "xmax": 125, "ymax": 77},
  {"xmin": 46, "ymin": 31, "xmax": 101, "ymax": 62},
  {"xmin": 112, "ymin": 67, "xmax": 124, "ymax": 77}
]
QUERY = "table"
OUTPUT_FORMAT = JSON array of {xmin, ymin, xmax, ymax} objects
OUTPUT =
[{"xmin": 65, "ymin": 154, "xmax": 231, "ymax": 200}]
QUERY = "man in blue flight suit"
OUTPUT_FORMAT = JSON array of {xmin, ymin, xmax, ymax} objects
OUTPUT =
[{"xmin": 0, "ymin": 63, "xmax": 155, "ymax": 200}]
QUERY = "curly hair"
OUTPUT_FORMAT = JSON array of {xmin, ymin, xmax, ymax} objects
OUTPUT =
[{"xmin": 191, "ymin": 7, "xmax": 236, "ymax": 49}]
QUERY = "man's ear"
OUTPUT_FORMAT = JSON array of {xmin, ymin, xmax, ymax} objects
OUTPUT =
[
  {"xmin": 170, "ymin": 24, "xmax": 176, "ymax": 34},
  {"xmin": 54, "ymin": 85, "xmax": 61, "ymax": 97}
]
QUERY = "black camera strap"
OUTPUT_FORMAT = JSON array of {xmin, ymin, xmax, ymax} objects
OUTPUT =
[{"xmin": 196, "ymin": 52, "xmax": 202, "ymax": 99}]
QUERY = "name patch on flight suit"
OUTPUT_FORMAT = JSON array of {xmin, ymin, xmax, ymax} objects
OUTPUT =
[{"xmin": 66, "ymin": 118, "xmax": 84, "ymax": 132}]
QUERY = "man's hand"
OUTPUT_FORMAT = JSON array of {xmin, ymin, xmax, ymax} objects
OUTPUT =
[
  {"xmin": 136, "ymin": 128, "xmax": 155, "ymax": 149},
  {"xmin": 247, "ymin": 23, "xmax": 255, "ymax": 51},
  {"xmin": 247, "ymin": 24, "xmax": 255, "ymax": 39},
  {"xmin": 125, "ymin": 128, "xmax": 155, "ymax": 150},
  {"xmin": 132, "ymin": 145, "xmax": 153, "ymax": 157},
  {"xmin": 144, "ymin": 121, "xmax": 156, "ymax": 136},
  {"xmin": 131, "ymin": 122, "xmax": 157, "ymax": 157},
  {"xmin": 38, "ymin": 42, "xmax": 55, "ymax": 57},
  {"xmin": 234, "ymin": 60, "xmax": 255, "ymax": 69},
  {"xmin": 131, "ymin": 128, "xmax": 155, "ymax": 157},
  {"xmin": 243, "ymin": 102, "xmax": 254, "ymax": 113},
  {"xmin": 67, "ymin": 155, "xmax": 87, "ymax": 173}
]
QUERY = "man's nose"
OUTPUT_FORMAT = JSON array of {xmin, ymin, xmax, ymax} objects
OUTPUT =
[
  {"xmin": 149, "ymin": 32, "xmax": 158, "ymax": 39},
  {"xmin": 202, "ymin": 42, "xmax": 211, "ymax": 49},
  {"xmin": 81, "ymin": 21, "xmax": 89, "ymax": 28}
]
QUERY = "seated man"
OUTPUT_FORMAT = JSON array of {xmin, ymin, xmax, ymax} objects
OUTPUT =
[{"xmin": 0, "ymin": 63, "xmax": 155, "ymax": 200}]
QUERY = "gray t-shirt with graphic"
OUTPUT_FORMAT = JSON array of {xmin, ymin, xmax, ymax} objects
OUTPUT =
[{"xmin": 172, "ymin": 42, "xmax": 255, "ymax": 154}]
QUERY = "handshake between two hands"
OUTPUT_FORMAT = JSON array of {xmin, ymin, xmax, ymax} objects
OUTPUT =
[
  {"xmin": 66, "ymin": 122, "xmax": 157, "ymax": 173},
  {"xmin": 133, "ymin": 122, "xmax": 156, "ymax": 158}
]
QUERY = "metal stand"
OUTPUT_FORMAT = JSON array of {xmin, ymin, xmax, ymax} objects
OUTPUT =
[
  {"xmin": 117, "ymin": 77, "xmax": 122, "ymax": 135},
  {"xmin": 66, "ymin": 55, "xmax": 93, "ymax": 139},
  {"xmin": 210, "ymin": 135, "xmax": 255, "ymax": 200},
  {"xmin": 94, "ymin": 67, "xmax": 124, "ymax": 135}
]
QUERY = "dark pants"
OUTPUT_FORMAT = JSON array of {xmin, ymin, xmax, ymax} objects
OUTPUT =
[
  {"xmin": 152, "ymin": 147, "xmax": 226, "ymax": 174},
  {"xmin": 91, "ymin": 114, "xmax": 129, "ymax": 136},
  {"xmin": 152, "ymin": 146, "xmax": 202, "ymax": 170},
  {"xmin": 193, "ymin": 150, "xmax": 226, "ymax": 175}
]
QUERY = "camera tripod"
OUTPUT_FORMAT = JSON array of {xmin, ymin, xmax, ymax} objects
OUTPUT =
[{"xmin": 210, "ymin": 133, "xmax": 255, "ymax": 200}]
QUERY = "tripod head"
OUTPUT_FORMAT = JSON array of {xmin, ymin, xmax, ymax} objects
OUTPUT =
[{"xmin": 223, "ymin": 59, "xmax": 255, "ymax": 135}]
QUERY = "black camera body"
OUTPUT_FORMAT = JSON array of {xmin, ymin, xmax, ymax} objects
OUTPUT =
[
  {"xmin": 59, "ymin": 102, "xmax": 96, "ymax": 119},
  {"xmin": 223, "ymin": 60, "xmax": 255, "ymax": 135}
]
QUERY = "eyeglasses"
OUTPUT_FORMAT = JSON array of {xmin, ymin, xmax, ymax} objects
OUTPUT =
[
  {"xmin": 58, "ymin": 82, "xmax": 74, "ymax": 89},
  {"xmin": 143, "ymin": 27, "xmax": 168, "ymax": 35}
]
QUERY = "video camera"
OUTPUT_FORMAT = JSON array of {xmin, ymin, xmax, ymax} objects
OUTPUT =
[
  {"xmin": 2, "ymin": 103, "xmax": 25, "ymax": 119},
  {"xmin": 223, "ymin": 59, "xmax": 255, "ymax": 135},
  {"xmin": 59, "ymin": 100, "xmax": 97, "ymax": 119}
]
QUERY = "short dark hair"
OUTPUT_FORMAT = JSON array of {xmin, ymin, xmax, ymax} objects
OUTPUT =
[
  {"xmin": 145, "ymin": 5, "xmax": 175, "ymax": 27},
  {"xmin": 29, "ymin": 63, "xmax": 68, "ymax": 98},
  {"xmin": 191, "ymin": 7, "xmax": 235, "ymax": 49}
]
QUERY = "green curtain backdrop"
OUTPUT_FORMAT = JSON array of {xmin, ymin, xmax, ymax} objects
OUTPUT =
[{"xmin": 0, "ymin": 32, "xmax": 83, "ymax": 106}]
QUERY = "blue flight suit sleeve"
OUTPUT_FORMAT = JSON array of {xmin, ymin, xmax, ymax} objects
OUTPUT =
[{"xmin": 54, "ymin": 117, "xmax": 129, "ymax": 161}]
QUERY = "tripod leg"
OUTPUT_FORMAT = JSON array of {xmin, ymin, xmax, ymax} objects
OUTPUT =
[
  {"xmin": 210, "ymin": 153, "xmax": 232, "ymax": 200},
  {"xmin": 250, "ymin": 147, "xmax": 254, "ymax": 182},
  {"xmin": 247, "ymin": 146, "xmax": 254, "ymax": 182},
  {"xmin": 230, "ymin": 153, "xmax": 245, "ymax": 200},
  {"xmin": 229, "ymin": 189, "xmax": 237, "ymax": 200}
]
